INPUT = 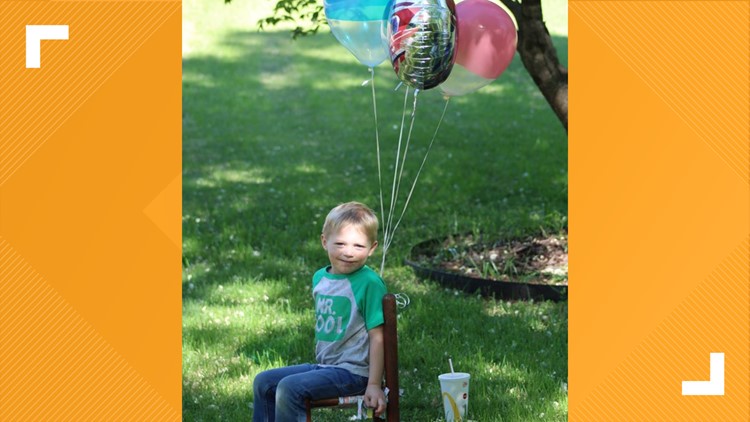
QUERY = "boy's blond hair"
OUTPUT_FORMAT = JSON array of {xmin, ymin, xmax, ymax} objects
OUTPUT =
[{"xmin": 322, "ymin": 202, "xmax": 379, "ymax": 244}]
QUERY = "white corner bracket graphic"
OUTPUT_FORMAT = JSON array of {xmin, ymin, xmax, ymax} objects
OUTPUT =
[
  {"xmin": 682, "ymin": 352, "xmax": 724, "ymax": 396},
  {"xmin": 26, "ymin": 25, "xmax": 69, "ymax": 68}
]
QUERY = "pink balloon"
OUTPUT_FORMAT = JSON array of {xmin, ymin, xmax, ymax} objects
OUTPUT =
[{"xmin": 454, "ymin": 0, "xmax": 517, "ymax": 80}]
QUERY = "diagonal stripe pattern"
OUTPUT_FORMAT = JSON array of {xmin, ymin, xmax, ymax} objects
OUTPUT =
[
  {"xmin": 570, "ymin": 1, "xmax": 749, "ymax": 183},
  {"xmin": 0, "ymin": 0, "xmax": 180, "ymax": 186},
  {"xmin": 572, "ymin": 239, "xmax": 749, "ymax": 420},
  {"xmin": 0, "ymin": 238, "xmax": 180, "ymax": 421},
  {"xmin": 569, "ymin": 1, "xmax": 749, "ymax": 419},
  {"xmin": 0, "ymin": 0, "xmax": 181, "ymax": 418}
]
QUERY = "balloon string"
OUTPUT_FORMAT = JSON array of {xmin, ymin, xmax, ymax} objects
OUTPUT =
[
  {"xmin": 381, "ymin": 86, "xmax": 411, "ymax": 274},
  {"xmin": 389, "ymin": 89, "xmax": 419, "ymax": 245},
  {"xmin": 369, "ymin": 67, "xmax": 386, "ymax": 276},
  {"xmin": 395, "ymin": 89, "xmax": 419, "ymax": 211},
  {"xmin": 385, "ymin": 97, "xmax": 450, "ymax": 252}
]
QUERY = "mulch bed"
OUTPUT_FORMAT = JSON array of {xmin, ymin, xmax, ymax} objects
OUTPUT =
[{"xmin": 410, "ymin": 231, "xmax": 568, "ymax": 286}]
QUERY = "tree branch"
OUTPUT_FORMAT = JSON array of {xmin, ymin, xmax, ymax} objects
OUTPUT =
[
  {"xmin": 252, "ymin": 0, "xmax": 568, "ymax": 130},
  {"xmin": 499, "ymin": 0, "xmax": 568, "ymax": 131}
]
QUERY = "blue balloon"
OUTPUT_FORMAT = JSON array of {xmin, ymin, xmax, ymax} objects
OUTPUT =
[{"xmin": 324, "ymin": 0, "xmax": 391, "ymax": 67}]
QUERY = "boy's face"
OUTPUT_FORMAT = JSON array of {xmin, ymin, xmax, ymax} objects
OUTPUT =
[{"xmin": 321, "ymin": 224, "xmax": 377, "ymax": 275}]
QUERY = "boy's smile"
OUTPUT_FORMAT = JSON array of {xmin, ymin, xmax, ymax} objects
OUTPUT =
[{"xmin": 322, "ymin": 224, "xmax": 378, "ymax": 275}]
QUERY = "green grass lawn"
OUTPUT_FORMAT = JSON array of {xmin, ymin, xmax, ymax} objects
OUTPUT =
[{"xmin": 183, "ymin": 0, "xmax": 568, "ymax": 420}]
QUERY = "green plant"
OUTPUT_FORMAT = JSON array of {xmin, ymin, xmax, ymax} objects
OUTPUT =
[
  {"xmin": 503, "ymin": 254, "xmax": 519, "ymax": 276},
  {"xmin": 183, "ymin": 0, "xmax": 568, "ymax": 419},
  {"xmin": 256, "ymin": 0, "xmax": 324, "ymax": 38}
]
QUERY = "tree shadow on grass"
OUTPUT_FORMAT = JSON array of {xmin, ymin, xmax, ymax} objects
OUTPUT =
[
  {"xmin": 183, "ymin": 27, "xmax": 567, "ymax": 421},
  {"xmin": 384, "ymin": 279, "xmax": 567, "ymax": 420},
  {"xmin": 182, "ymin": 28, "xmax": 568, "ymax": 292},
  {"xmin": 184, "ymin": 285, "xmax": 566, "ymax": 421},
  {"xmin": 183, "ymin": 315, "xmax": 313, "ymax": 419}
]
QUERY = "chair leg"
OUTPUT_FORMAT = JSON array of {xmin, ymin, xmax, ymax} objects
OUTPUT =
[{"xmin": 305, "ymin": 400, "xmax": 312, "ymax": 422}]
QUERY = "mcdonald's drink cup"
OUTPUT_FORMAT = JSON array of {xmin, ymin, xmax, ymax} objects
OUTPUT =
[{"xmin": 438, "ymin": 372, "xmax": 470, "ymax": 421}]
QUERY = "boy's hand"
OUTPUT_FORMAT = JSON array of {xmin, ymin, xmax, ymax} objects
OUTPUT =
[{"xmin": 364, "ymin": 384, "xmax": 386, "ymax": 417}]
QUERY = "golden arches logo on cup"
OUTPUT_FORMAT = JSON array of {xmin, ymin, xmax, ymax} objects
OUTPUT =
[{"xmin": 438, "ymin": 372, "xmax": 470, "ymax": 421}]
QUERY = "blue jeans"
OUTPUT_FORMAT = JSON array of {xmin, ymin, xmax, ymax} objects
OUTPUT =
[{"xmin": 252, "ymin": 364, "xmax": 369, "ymax": 422}]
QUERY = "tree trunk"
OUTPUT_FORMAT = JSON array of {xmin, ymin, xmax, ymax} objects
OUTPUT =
[{"xmin": 500, "ymin": 0, "xmax": 568, "ymax": 132}]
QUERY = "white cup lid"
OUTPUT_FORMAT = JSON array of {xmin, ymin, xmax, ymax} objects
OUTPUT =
[{"xmin": 439, "ymin": 372, "xmax": 470, "ymax": 380}]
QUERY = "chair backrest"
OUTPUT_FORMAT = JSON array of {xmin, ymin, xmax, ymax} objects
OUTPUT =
[{"xmin": 306, "ymin": 292, "xmax": 400, "ymax": 421}]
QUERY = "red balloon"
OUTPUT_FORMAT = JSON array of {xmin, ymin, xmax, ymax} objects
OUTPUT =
[
  {"xmin": 455, "ymin": 0, "xmax": 516, "ymax": 80},
  {"xmin": 438, "ymin": 0, "xmax": 516, "ymax": 96}
]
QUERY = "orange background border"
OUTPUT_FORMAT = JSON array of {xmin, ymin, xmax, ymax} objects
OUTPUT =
[
  {"xmin": 1, "ymin": 0, "xmax": 748, "ymax": 420},
  {"xmin": 570, "ymin": 1, "xmax": 749, "ymax": 420},
  {"xmin": 0, "ymin": 1, "xmax": 181, "ymax": 420}
]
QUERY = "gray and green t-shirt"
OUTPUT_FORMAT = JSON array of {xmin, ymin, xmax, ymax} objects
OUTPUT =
[{"xmin": 312, "ymin": 265, "xmax": 387, "ymax": 378}]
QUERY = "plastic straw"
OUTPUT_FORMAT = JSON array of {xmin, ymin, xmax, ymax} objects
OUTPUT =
[{"xmin": 449, "ymin": 358, "xmax": 455, "ymax": 373}]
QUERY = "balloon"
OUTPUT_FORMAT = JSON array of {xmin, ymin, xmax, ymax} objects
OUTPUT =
[
  {"xmin": 384, "ymin": 0, "xmax": 457, "ymax": 90},
  {"xmin": 438, "ymin": 64, "xmax": 497, "ymax": 97},
  {"xmin": 324, "ymin": 0, "xmax": 391, "ymax": 67},
  {"xmin": 439, "ymin": 0, "xmax": 517, "ymax": 97}
]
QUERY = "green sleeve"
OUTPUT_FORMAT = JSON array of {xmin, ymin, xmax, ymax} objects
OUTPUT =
[
  {"xmin": 312, "ymin": 267, "xmax": 326, "ymax": 290},
  {"xmin": 362, "ymin": 272, "xmax": 387, "ymax": 330}
]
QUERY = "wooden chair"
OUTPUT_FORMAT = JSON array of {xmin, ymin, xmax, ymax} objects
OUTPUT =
[{"xmin": 305, "ymin": 293, "xmax": 400, "ymax": 422}]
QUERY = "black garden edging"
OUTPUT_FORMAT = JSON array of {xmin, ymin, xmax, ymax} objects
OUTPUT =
[{"xmin": 404, "ymin": 237, "xmax": 568, "ymax": 302}]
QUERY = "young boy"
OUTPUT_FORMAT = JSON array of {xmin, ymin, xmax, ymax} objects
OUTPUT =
[{"xmin": 252, "ymin": 202, "xmax": 388, "ymax": 421}]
